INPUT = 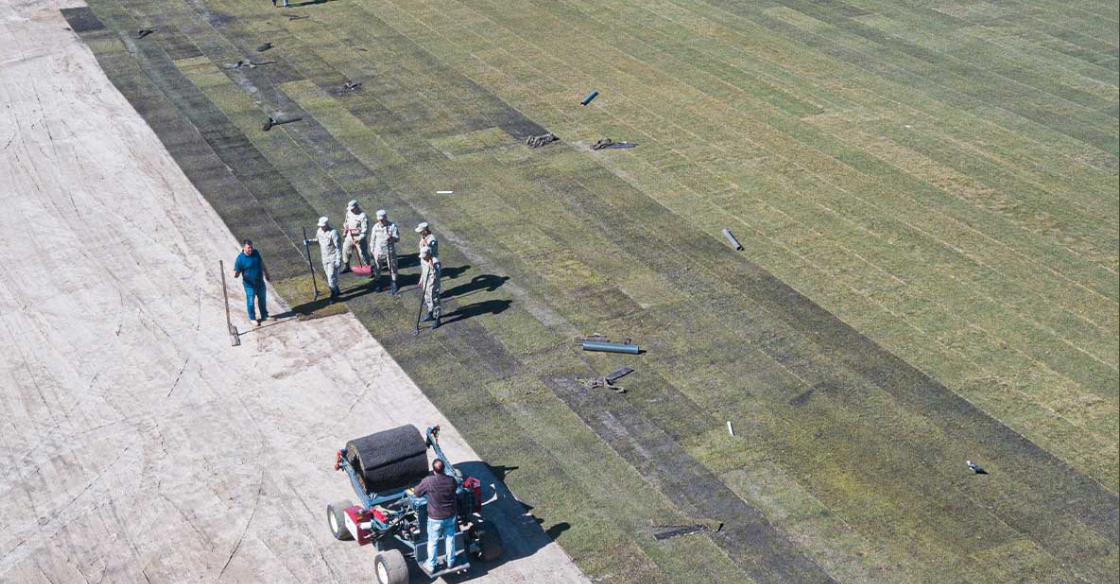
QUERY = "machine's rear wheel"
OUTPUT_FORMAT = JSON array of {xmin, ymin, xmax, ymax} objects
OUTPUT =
[
  {"xmin": 327, "ymin": 500, "xmax": 354, "ymax": 541},
  {"xmin": 474, "ymin": 523, "xmax": 504, "ymax": 562},
  {"xmin": 374, "ymin": 549, "xmax": 409, "ymax": 584}
]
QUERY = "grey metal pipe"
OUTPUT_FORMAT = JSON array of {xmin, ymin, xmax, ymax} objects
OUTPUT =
[
  {"xmin": 722, "ymin": 228, "xmax": 743, "ymax": 251},
  {"xmin": 582, "ymin": 341, "xmax": 640, "ymax": 354}
]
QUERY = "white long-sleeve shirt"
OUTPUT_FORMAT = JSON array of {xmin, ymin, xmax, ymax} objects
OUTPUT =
[
  {"xmin": 316, "ymin": 228, "xmax": 342, "ymax": 264},
  {"xmin": 344, "ymin": 210, "xmax": 369, "ymax": 239},
  {"xmin": 371, "ymin": 220, "xmax": 399, "ymax": 252}
]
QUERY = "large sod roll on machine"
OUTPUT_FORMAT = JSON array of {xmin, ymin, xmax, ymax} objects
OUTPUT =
[
  {"xmin": 344, "ymin": 425, "xmax": 429, "ymax": 493},
  {"xmin": 327, "ymin": 425, "xmax": 504, "ymax": 584}
]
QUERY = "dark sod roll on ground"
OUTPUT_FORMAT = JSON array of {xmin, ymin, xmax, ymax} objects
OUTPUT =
[{"xmin": 345, "ymin": 425, "xmax": 430, "ymax": 493}]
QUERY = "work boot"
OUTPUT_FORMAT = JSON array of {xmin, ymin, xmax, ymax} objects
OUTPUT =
[
  {"xmin": 431, "ymin": 318, "xmax": 440, "ymax": 330},
  {"xmin": 419, "ymin": 312, "xmax": 433, "ymax": 322},
  {"xmin": 389, "ymin": 281, "xmax": 398, "ymax": 295},
  {"xmin": 374, "ymin": 281, "xmax": 382, "ymax": 293},
  {"xmin": 328, "ymin": 288, "xmax": 340, "ymax": 305}
]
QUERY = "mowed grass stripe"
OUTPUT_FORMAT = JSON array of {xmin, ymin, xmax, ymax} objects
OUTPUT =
[
  {"xmin": 760, "ymin": 0, "xmax": 1118, "ymax": 154},
  {"xmin": 843, "ymin": 0, "xmax": 1118, "ymax": 110},
  {"xmin": 981, "ymin": 0, "xmax": 1120, "ymax": 47},
  {"xmin": 678, "ymin": 0, "xmax": 1120, "ymax": 170},
  {"xmin": 644, "ymin": 0, "xmax": 1118, "ymax": 191},
  {"xmin": 960, "ymin": 23, "xmax": 1118, "ymax": 88}
]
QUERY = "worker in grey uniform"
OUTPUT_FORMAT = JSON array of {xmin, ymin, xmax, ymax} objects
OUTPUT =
[
  {"xmin": 341, "ymin": 199, "xmax": 370, "ymax": 274},
  {"xmin": 306, "ymin": 216, "xmax": 343, "ymax": 303},
  {"xmin": 415, "ymin": 221, "xmax": 438, "ymax": 259},
  {"xmin": 418, "ymin": 246, "xmax": 441, "ymax": 329},
  {"xmin": 370, "ymin": 209, "xmax": 399, "ymax": 294}
]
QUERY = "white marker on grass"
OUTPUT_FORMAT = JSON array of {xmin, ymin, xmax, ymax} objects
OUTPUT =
[
  {"xmin": 436, "ymin": 190, "xmax": 454, "ymax": 194},
  {"xmin": 727, "ymin": 421, "xmax": 735, "ymax": 437}
]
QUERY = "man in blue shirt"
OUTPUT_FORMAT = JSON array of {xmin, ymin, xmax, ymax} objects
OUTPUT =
[{"xmin": 233, "ymin": 239, "xmax": 271, "ymax": 325}]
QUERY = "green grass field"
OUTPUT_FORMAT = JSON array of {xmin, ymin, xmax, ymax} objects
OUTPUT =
[{"xmin": 66, "ymin": 0, "xmax": 1117, "ymax": 581}]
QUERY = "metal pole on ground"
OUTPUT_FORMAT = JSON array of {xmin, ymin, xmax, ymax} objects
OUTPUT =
[
  {"xmin": 220, "ymin": 260, "xmax": 240, "ymax": 347},
  {"xmin": 302, "ymin": 226, "xmax": 320, "ymax": 300}
]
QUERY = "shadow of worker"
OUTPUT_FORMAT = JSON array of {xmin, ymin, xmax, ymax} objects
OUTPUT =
[
  {"xmin": 440, "ymin": 299, "xmax": 511, "ymax": 325},
  {"xmin": 441, "ymin": 274, "xmax": 510, "ymax": 300},
  {"xmin": 277, "ymin": 279, "xmax": 382, "ymax": 318}
]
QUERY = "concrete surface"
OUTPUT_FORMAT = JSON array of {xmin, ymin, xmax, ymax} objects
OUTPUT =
[{"xmin": 0, "ymin": 2, "xmax": 588, "ymax": 582}]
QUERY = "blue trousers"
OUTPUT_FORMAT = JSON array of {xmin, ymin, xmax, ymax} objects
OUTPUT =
[
  {"xmin": 243, "ymin": 282, "xmax": 267, "ymax": 320},
  {"xmin": 424, "ymin": 516, "xmax": 458, "ymax": 571}
]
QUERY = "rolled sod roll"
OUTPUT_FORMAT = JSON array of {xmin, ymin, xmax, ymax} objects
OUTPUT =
[{"xmin": 345, "ymin": 425, "xmax": 429, "ymax": 493}]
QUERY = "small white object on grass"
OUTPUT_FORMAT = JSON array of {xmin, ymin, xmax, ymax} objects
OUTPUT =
[
  {"xmin": 436, "ymin": 190, "xmax": 454, "ymax": 194},
  {"xmin": 727, "ymin": 421, "xmax": 735, "ymax": 437},
  {"xmin": 966, "ymin": 460, "xmax": 987, "ymax": 474}
]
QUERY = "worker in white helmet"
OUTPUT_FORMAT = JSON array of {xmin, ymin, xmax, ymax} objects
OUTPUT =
[
  {"xmin": 369, "ymin": 209, "xmax": 399, "ymax": 294},
  {"xmin": 418, "ymin": 246, "xmax": 442, "ymax": 329},
  {"xmin": 305, "ymin": 216, "xmax": 342, "ymax": 303},
  {"xmin": 341, "ymin": 199, "xmax": 370, "ymax": 274},
  {"xmin": 415, "ymin": 221, "xmax": 438, "ymax": 259}
]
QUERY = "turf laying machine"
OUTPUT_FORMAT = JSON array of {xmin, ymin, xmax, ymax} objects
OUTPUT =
[{"xmin": 327, "ymin": 425, "xmax": 504, "ymax": 583}]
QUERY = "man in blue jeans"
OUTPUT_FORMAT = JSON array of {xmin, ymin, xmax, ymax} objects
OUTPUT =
[
  {"xmin": 412, "ymin": 459, "xmax": 459, "ymax": 572},
  {"xmin": 232, "ymin": 239, "xmax": 270, "ymax": 325}
]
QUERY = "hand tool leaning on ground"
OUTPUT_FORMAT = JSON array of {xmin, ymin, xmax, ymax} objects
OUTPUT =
[
  {"xmin": 219, "ymin": 260, "xmax": 240, "ymax": 347},
  {"xmin": 301, "ymin": 226, "xmax": 321, "ymax": 300}
]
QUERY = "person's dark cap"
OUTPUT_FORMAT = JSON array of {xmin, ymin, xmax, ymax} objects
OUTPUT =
[{"xmin": 242, "ymin": 239, "xmax": 253, "ymax": 246}]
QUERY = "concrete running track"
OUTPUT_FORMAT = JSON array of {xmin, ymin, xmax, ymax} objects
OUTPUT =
[{"xmin": 0, "ymin": 2, "xmax": 588, "ymax": 582}]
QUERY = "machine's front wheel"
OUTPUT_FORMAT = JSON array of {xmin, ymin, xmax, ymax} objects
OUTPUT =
[
  {"xmin": 327, "ymin": 500, "xmax": 354, "ymax": 541},
  {"xmin": 374, "ymin": 549, "xmax": 409, "ymax": 584},
  {"xmin": 474, "ymin": 523, "xmax": 504, "ymax": 562}
]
